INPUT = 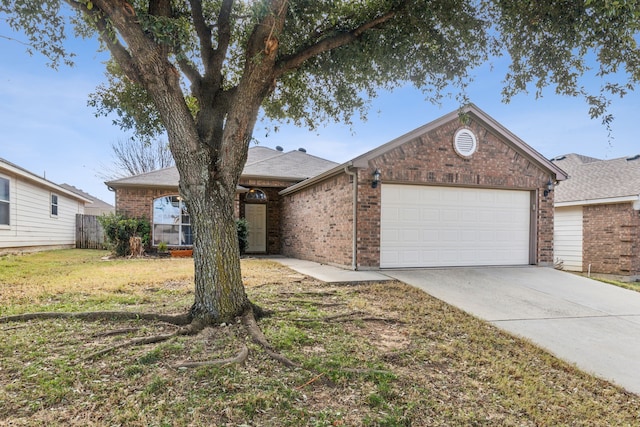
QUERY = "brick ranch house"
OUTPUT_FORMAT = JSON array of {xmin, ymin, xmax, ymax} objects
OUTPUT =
[
  {"xmin": 552, "ymin": 153, "xmax": 640, "ymax": 279},
  {"xmin": 107, "ymin": 105, "xmax": 567, "ymax": 270}
]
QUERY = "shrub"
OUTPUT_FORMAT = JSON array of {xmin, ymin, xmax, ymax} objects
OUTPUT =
[
  {"xmin": 98, "ymin": 214, "xmax": 151, "ymax": 257},
  {"xmin": 236, "ymin": 218, "xmax": 248, "ymax": 254}
]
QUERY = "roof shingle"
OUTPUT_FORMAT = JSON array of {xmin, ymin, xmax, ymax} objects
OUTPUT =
[
  {"xmin": 106, "ymin": 146, "xmax": 338, "ymax": 188},
  {"xmin": 552, "ymin": 153, "xmax": 640, "ymax": 203}
]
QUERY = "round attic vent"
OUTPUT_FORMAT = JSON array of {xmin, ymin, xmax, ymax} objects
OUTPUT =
[{"xmin": 453, "ymin": 128, "xmax": 477, "ymax": 157}]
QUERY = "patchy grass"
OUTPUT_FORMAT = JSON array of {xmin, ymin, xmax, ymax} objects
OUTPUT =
[
  {"xmin": 1, "ymin": 249, "xmax": 639, "ymax": 426},
  {"xmin": 592, "ymin": 276, "xmax": 640, "ymax": 293},
  {"xmin": 0, "ymin": 249, "xmax": 194, "ymax": 316}
]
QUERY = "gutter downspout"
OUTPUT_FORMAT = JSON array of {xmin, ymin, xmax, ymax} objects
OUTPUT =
[{"xmin": 344, "ymin": 164, "xmax": 357, "ymax": 270}]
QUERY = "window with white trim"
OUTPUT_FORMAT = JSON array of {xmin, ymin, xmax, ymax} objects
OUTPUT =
[
  {"xmin": 0, "ymin": 177, "xmax": 9, "ymax": 226},
  {"xmin": 152, "ymin": 195, "xmax": 192, "ymax": 246},
  {"xmin": 51, "ymin": 193, "xmax": 59, "ymax": 217}
]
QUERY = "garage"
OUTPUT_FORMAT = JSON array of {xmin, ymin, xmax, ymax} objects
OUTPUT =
[{"xmin": 380, "ymin": 184, "xmax": 532, "ymax": 268}]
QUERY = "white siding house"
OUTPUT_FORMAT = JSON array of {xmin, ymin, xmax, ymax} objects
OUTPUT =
[{"xmin": 0, "ymin": 158, "xmax": 91, "ymax": 253}]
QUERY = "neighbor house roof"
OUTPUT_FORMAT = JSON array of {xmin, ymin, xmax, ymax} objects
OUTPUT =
[
  {"xmin": 551, "ymin": 153, "xmax": 640, "ymax": 207},
  {"xmin": 0, "ymin": 157, "xmax": 92, "ymax": 203},
  {"xmin": 281, "ymin": 104, "xmax": 568, "ymax": 195},
  {"xmin": 59, "ymin": 184, "xmax": 115, "ymax": 212},
  {"xmin": 105, "ymin": 146, "xmax": 338, "ymax": 189}
]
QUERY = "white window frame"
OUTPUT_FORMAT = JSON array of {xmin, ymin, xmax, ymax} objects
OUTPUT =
[
  {"xmin": 152, "ymin": 195, "xmax": 192, "ymax": 247},
  {"xmin": 51, "ymin": 193, "xmax": 59, "ymax": 217},
  {"xmin": 0, "ymin": 175, "xmax": 9, "ymax": 227}
]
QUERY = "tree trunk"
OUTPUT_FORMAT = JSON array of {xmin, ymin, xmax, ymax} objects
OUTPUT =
[
  {"xmin": 87, "ymin": 0, "xmax": 287, "ymax": 325},
  {"xmin": 187, "ymin": 181, "xmax": 250, "ymax": 324}
]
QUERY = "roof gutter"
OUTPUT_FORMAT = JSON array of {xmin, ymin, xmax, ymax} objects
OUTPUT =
[
  {"xmin": 279, "ymin": 162, "xmax": 351, "ymax": 196},
  {"xmin": 1, "ymin": 160, "xmax": 92, "ymax": 203},
  {"xmin": 555, "ymin": 194, "xmax": 640, "ymax": 209}
]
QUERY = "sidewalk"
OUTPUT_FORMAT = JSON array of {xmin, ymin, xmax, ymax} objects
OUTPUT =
[{"xmin": 267, "ymin": 257, "xmax": 390, "ymax": 283}]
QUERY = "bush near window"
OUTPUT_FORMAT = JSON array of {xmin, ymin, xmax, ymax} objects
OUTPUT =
[
  {"xmin": 236, "ymin": 218, "xmax": 248, "ymax": 255},
  {"xmin": 99, "ymin": 214, "xmax": 247, "ymax": 256},
  {"xmin": 98, "ymin": 214, "xmax": 151, "ymax": 257}
]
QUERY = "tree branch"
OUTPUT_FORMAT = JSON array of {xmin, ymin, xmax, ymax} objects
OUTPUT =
[
  {"xmin": 210, "ymin": 0, "xmax": 234, "ymax": 79},
  {"xmin": 66, "ymin": 0, "xmax": 142, "ymax": 83},
  {"xmin": 177, "ymin": 57, "xmax": 202, "ymax": 86},
  {"xmin": 188, "ymin": 0, "xmax": 214, "ymax": 72},
  {"xmin": 275, "ymin": 9, "xmax": 399, "ymax": 77}
]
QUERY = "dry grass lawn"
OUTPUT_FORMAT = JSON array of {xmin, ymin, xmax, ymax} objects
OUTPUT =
[{"xmin": 1, "ymin": 249, "xmax": 639, "ymax": 426}]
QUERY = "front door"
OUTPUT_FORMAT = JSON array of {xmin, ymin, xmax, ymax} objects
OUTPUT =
[{"xmin": 245, "ymin": 204, "xmax": 267, "ymax": 253}]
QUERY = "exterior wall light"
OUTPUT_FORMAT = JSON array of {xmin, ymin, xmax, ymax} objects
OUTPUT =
[
  {"xmin": 544, "ymin": 179, "xmax": 554, "ymax": 197},
  {"xmin": 372, "ymin": 169, "xmax": 381, "ymax": 189}
]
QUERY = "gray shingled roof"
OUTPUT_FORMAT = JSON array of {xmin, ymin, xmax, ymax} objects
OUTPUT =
[
  {"xmin": 552, "ymin": 153, "xmax": 640, "ymax": 203},
  {"xmin": 106, "ymin": 146, "xmax": 338, "ymax": 188},
  {"xmin": 106, "ymin": 166, "xmax": 180, "ymax": 188},
  {"xmin": 242, "ymin": 148, "xmax": 338, "ymax": 179},
  {"xmin": 59, "ymin": 184, "xmax": 115, "ymax": 210}
]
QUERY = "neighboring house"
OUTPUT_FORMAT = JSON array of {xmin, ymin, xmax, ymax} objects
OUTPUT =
[
  {"xmin": 107, "ymin": 105, "xmax": 566, "ymax": 270},
  {"xmin": 552, "ymin": 153, "xmax": 640, "ymax": 278},
  {"xmin": 0, "ymin": 158, "xmax": 91, "ymax": 254},
  {"xmin": 59, "ymin": 184, "xmax": 115, "ymax": 216}
]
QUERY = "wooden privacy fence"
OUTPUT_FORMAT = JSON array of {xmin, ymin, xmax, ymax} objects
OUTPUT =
[{"xmin": 76, "ymin": 214, "xmax": 106, "ymax": 249}]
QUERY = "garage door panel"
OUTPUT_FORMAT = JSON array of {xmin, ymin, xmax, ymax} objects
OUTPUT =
[
  {"xmin": 381, "ymin": 185, "xmax": 531, "ymax": 268},
  {"xmin": 401, "ymin": 229, "xmax": 420, "ymax": 242},
  {"xmin": 400, "ymin": 207, "xmax": 419, "ymax": 222}
]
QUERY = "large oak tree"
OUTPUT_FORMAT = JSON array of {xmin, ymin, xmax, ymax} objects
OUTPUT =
[{"xmin": 2, "ymin": 0, "xmax": 639, "ymax": 324}]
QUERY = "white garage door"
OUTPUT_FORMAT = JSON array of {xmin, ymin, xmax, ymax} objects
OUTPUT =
[
  {"xmin": 380, "ymin": 185, "xmax": 531, "ymax": 268},
  {"xmin": 554, "ymin": 206, "xmax": 583, "ymax": 271}
]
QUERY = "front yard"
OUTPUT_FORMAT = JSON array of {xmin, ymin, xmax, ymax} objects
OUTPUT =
[{"xmin": 1, "ymin": 250, "xmax": 638, "ymax": 426}]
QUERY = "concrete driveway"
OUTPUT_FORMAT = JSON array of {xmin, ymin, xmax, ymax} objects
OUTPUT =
[{"xmin": 384, "ymin": 266, "xmax": 640, "ymax": 395}]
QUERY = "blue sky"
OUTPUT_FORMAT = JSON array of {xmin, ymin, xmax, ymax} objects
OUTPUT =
[{"xmin": 1, "ymin": 19, "xmax": 639, "ymax": 205}]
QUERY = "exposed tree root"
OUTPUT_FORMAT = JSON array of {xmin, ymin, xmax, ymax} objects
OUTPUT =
[
  {"xmin": 295, "ymin": 372, "xmax": 326, "ymax": 389},
  {"xmin": 93, "ymin": 328, "xmax": 140, "ymax": 338},
  {"xmin": 241, "ymin": 308, "xmax": 301, "ymax": 369},
  {"xmin": 323, "ymin": 311, "xmax": 366, "ymax": 321},
  {"xmin": 291, "ymin": 311, "xmax": 404, "ymax": 324},
  {"xmin": 3, "ymin": 305, "xmax": 390, "ymax": 374},
  {"xmin": 85, "ymin": 319, "xmax": 205, "ymax": 360},
  {"xmin": 332, "ymin": 316, "xmax": 405, "ymax": 324},
  {"xmin": 250, "ymin": 302, "xmax": 274, "ymax": 320},
  {"xmin": 0, "ymin": 311, "xmax": 191, "ymax": 325},
  {"xmin": 278, "ymin": 290, "xmax": 339, "ymax": 297},
  {"xmin": 285, "ymin": 299, "xmax": 347, "ymax": 307},
  {"xmin": 342, "ymin": 368, "xmax": 392, "ymax": 376},
  {"xmin": 86, "ymin": 331, "xmax": 179, "ymax": 360},
  {"xmin": 173, "ymin": 344, "xmax": 249, "ymax": 368}
]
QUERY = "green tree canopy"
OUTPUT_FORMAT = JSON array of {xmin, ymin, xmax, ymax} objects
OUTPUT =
[{"xmin": 2, "ymin": 0, "xmax": 639, "ymax": 323}]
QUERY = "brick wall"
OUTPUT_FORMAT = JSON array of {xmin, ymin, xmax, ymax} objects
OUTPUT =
[
  {"xmin": 281, "ymin": 173, "xmax": 354, "ymax": 267},
  {"xmin": 282, "ymin": 116, "xmax": 556, "ymax": 268},
  {"xmin": 355, "ymin": 170, "xmax": 381, "ymax": 268},
  {"xmin": 583, "ymin": 203, "xmax": 640, "ymax": 275}
]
